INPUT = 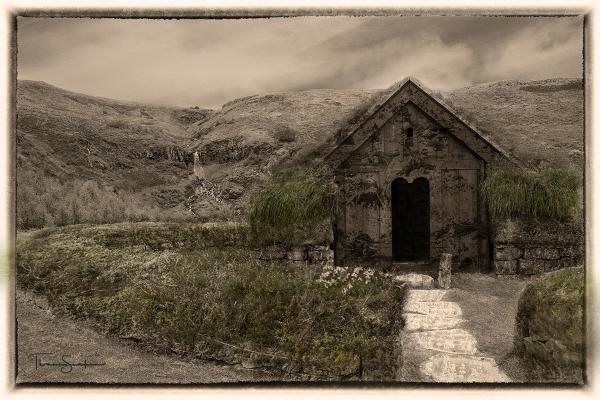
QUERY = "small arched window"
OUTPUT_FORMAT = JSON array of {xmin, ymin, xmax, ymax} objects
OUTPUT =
[{"xmin": 406, "ymin": 127, "xmax": 414, "ymax": 138}]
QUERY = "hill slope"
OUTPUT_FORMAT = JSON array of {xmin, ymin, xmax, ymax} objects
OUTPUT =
[
  {"xmin": 16, "ymin": 80, "xmax": 212, "ymax": 214},
  {"xmin": 16, "ymin": 78, "xmax": 583, "ymax": 227},
  {"xmin": 442, "ymin": 78, "xmax": 583, "ymax": 168},
  {"xmin": 187, "ymin": 89, "xmax": 376, "ymax": 214}
]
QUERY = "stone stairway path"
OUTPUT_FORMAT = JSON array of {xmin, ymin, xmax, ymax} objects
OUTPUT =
[{"xmin": 398, "ymin": 285, "xmax": 511, "ymax": 383}]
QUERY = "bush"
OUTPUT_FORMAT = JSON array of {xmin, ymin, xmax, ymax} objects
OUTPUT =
[
  {"xmin": 248, "ymin": 168, "xmax": 332, "ymax": 245},
  {"xmin": 274, "ymin": 126, "xmax": 297, "ymax": 143},
  {"xmin": 482, "ymin": 165, "xmax": 581, "ymax": 221},
  {"xmin": 106, "ymin": 119, "xmax": 129, "ymax": 129},
  {"xmin": 514, "ymin": 267, "xmax": 584, "ymax": 383},
  {"xmin": 17, "ymin": 223, "xmax": 406, "ymax": 380}
]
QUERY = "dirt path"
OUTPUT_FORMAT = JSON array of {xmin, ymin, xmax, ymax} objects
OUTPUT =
[
  {"xmin": 397, "ymin": 273, "xmax": 530, "ymax": 383},
  {"xmin": 16, "ymin": 289, "xmax": 279, "ymax": 384}
]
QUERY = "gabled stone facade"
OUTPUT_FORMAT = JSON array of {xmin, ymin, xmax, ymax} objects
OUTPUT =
[{"xmin": 325, "ymin": 78, "xmax": 508, "ymax": 271}]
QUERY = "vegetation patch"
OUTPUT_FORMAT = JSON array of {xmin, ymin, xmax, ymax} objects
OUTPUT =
[
  {"xmin": 520, "ymin": 81, "xmax": 582, "ymax": 93},
  {"xmin": 248, "ymin": 167, "xmax": 332, "ymax": 246},
  {"xmin": 274, "ymin": 126, "xmax": 297, "ymax": 143},
  {"xmin": 16, "ymin": 171, "xmax": 175, "ymax": 230},
  {"xmin": 333, "ymin": 95, "xmax": 381, "ymax": 144},
  {"xmin": 17, "ymin": 223, "xmax": 406, "ymax": 380},
  {"xmin": 84, "ymin": 221, "xmax": 249, "ymax": 250},
  {"xmin": 482, "ymin": 165, "xmax": 581, "ymax": 221},
  {"xmin": 514, "ymin": 267, "xmax": 584, "ymax": 383}
]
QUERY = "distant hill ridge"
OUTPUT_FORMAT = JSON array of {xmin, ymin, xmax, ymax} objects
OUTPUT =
[{"xmin": 16, "ymin": 78, "xmax": 583, "ymax": 221}]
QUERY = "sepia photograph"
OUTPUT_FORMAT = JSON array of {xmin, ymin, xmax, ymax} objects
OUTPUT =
[{"xmin": 5, "ymin": 4, "xmax": 590, "ymax": 390}]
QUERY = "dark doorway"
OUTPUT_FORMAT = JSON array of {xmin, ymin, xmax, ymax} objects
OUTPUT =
[{"xmin": 391, "ymin": 177, "xmax": 430, "ymax": 261}]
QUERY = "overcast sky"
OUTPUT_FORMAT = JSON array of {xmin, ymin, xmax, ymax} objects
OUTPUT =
[{"xmin": 17, "ymin": 16, "xmax": 583, "ymax": 108}]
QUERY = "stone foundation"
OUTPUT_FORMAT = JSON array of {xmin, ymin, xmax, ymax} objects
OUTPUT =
[
  {"xmin": 253, "ymin": 244, "xmax": 334, "ymax": 264},
  {"xmin": 492, "ymin": 219, "xmax": 584, "ymax": 276}
]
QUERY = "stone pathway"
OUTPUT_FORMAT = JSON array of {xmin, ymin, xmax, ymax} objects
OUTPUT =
[{"xmin": 399, "ymin": 285, "xmax": 511, "ymax": 383}]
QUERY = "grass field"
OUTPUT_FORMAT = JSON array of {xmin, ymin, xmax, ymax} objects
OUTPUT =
[{"xmin": 16, "ymin": 222, "xmax": 406, "ymax": 380}]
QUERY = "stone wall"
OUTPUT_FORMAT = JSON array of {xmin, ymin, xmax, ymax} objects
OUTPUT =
[
  {"xmin": 492, "ymin": 219, "xmax": 584, "ymax": 275},
  {"xmin": 253, "ymin": 244, "xmax": 334, "ymax": 265}
]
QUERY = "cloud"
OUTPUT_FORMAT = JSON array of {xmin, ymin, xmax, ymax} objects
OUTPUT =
[
  {"xmin": 481, "ymin": 18, "xmax": 583, "ymax": 81},
  {"xmin": 278, "ymin": 29, "xmax": 475, "ymax": 91},
  {"xmin": 17, "ymin": 16, "xmax": 583, "ymax": 108}
]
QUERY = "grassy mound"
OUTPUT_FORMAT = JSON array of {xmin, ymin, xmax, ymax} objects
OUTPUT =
[
  {"xmin": 514, "ymin": 267, "xmax": 584, "ymax": 383},
  {"xmin": 17, "ymin": 223, "xmax": 406, "ymax": 380},
  {"xmin": 482, "ymin": 165, "xmax": 581, "ymax": 221}
]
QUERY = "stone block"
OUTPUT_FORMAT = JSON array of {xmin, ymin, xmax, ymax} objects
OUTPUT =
[
  {"xmin": 393, "ymin": 273, "xmax": 434, "ymax": 289},
  {"xmin": 523, "ymin": 247, "xmax": 560, "ymax": 260},
  {"xmin": 561, "ymin": 246, "xmax": 584, "ymax": 260},
  {"xmin": 308, "ymin": 246, "xmax": 334, "ymax": 263},
  {"xmin": 286, "ymin": 245, "xmax": 307, "ymax": 262},
  {"xmin": 404, "ymin": 314, "xmax": 464, "ymax": 332},
  {"xmin": 438, "ymin": 253, "xmax": 452, "ymax": 289},
  {"xmin": 494, "ymin": 246, "xmax": 522, "ymax": 260},
  {"xmin": 255, "ymin": 245, "xmax": 287, "ymax": 261},
  {"xmin": 406, "ymin": 289, "xmax": 446, "ymax": 303},
  {"xmin": 404, "ymin": 329, "xmax": 477, "ymax": 355},
  {"xmin": 403, "ymin": 301, "xmax": 463, "ymax": 318},
  {"xmin": 543, "ymin": 259, "xmax": 565, "ymax": 272},
  {"xmin": 495, "ymin": 260, "xmax": 518, "ymax": 275},
  {"xmin": 518, "ymin": 259, "xmax": 545, "ymax": 275},
  {"xmin": 420, "ymin": 353, "xmax": 511, "ymax": 383}
]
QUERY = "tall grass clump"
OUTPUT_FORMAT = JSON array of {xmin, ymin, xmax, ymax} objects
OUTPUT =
[
  {"xmin": 482, "ymin": 165, "xmax": 580, "ymax": 221},
  {"xmin": 248, "ymin": 168, "xmax": 332, "ymax": 245}
]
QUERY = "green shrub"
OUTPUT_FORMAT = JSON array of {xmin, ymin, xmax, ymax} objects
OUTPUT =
[
  {"xmin": 248, "ymin": 168, "xmax": 332, "ymax": 245},
  {"xmin": 17, "ymin": 223, "xmax": 406, "ymax": 380},
  {"xmin": 514, "ymin": 267, "xmax": 584, "ymax": 383},
  {"xmin": 106, "ymin": 119, "xmax": 129, "ymax": 129},
  {"xmin": 274, "ymin": 126, "xmax": 297, "ymax": 143},
  {"xmin": 482, "ymin": 165, "xmax": 580, "ymax": 221}
]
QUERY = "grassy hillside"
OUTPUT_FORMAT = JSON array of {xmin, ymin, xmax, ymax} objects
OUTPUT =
[
  {"xmin": 187, "ymin": 89, "xmax": 375, "ymax": 215},
  {"xmin": 16, "ymin": 80, "xmax": 212, "ymax": 224},
  {"xmin": 16, "ymin": 78, "xmax": 583, "ymax": 227},
  {"xmin": 189, "ymin": 78, "xmax": 583, "ymax": 217},
  {"xmin": 443, "ymin": 78, "xmax": 583, "ymax": 168}
]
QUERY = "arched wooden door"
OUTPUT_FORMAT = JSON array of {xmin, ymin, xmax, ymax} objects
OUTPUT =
[{"xmin": 391, "ymin": 177, "xmax": 430, "ymax": 261}]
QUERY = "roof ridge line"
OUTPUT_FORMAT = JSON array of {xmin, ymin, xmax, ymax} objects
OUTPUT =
[{"xmin": 324, "ymin": 77, "xmax": 522, "ymax": 169}]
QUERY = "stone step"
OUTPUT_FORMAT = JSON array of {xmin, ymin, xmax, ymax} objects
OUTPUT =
[
  {"xmin": 420, "ymin": 353, "xmax": 511, "ymax": 383},
  {"xmin": 406, "ymin": 289, "xmax": 447, "ymax": 302},
  {"xmin": 403, "ymin": 301, "xmax": 463, "ymax": 318},
  {"xmin": 399, "ymin": 287, "xmax": 512, "ymax": 383},
  {"xmin": 392, "ymin": 273, "xmax": 434, "ymax": 289},
  {"xmin": 404, "ymin": 328, "xmax": 478, "ymax": 355},
  {"xmin": 404, "ymin": 314, "xmax": 465, "ymax": 332}
]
